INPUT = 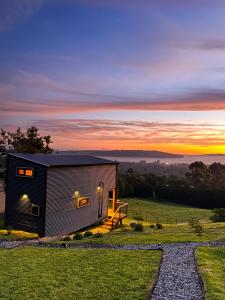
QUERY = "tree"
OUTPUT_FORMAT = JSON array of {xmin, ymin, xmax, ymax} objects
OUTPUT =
[
  {"xmin": 0, "ymin": 126, "xmax": 53, "ymax": 154},
  {"xmin": 187, "ymin": 161, "xmax": 210, "ymax": 186}
]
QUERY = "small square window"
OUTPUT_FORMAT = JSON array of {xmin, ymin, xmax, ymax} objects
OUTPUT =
[
  {"xmin": 25, "ymin": 169, "xmax": 33, "ymax": 177},
  {"xmin": 17, "ymin": 169, "xmax": 25, "ymax": 175},
  {"xmin": 31, "ymin": 204, "xmax": 40, "ymax": 216}
]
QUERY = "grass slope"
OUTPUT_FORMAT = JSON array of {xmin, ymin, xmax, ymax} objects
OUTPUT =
[
  {"xmin": 66, "ymin": 222, "xmax": 225, "ymax": 245},
  {"xmin": 0, "ymin": 248, "xmax": 160, "ymax": 300},
  {"xmin": 126, "ymin": 198, "xmax": 212, "ymax": 223},
  {"xmin": 197, "ymin": 247, "xmax": 225, "ymax": 300}
]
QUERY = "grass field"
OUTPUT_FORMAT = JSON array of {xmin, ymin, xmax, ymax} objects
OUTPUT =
[
  {"xmin": 0, "ymin": 247, "xmax": 161, "ymax": 300},
  {"xmin": 125, "ymin": 198, "xmax": 212, "ymax": 223},
  {"xmin": 197, "ymin": 247, "xmax": 225, "ymax": 300},
  {"xmin": 54, "ymin": 198, "xmax": 223, "ymax": 245},
  {"xmin": 64, "ymin": 221, "xmax": 225, "ymax": 245}
]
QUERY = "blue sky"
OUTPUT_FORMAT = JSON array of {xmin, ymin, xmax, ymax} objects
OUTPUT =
[{"xmin": 1, "ymin": 0, "xmax": 225, "ymax": 153}]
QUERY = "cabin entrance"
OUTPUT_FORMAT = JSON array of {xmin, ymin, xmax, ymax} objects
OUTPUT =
[{"xmin": 108, "ymin": 189, "xmax": 116, "ymax": 217}]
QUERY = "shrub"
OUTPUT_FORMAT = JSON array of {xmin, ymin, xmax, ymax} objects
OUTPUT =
[
  {"xmin": 156, "ymin": 223, "xmax": 163, "ymax": 229},
  {"xmin": 93, "ymin": 232, "xmax": 103, "ymax": 238},
  {"xmin": 73, "ymin": 233, "xmax": 83, "ymax": 240},
  {"xmin": 150, "ymin": 224, "xmax": 155, "ymax": 228},
  {"xmin": 189, "ymin": 218, "xmax": 203, "ymax": 236},
  {"xmin": 133, "ymin": 223, "xmax": 144, "ymax": 232},
  {"xmin": 210, "ymin": 208, "xmax": 225, "ymax": 222},
  {"xmin": 133, "ymin": 214, "xmax": 144, "ymax": 221},
  {"xmin": 83, "ymin": 231, "xmax": 93, "ymax": 238},
  {"xmin": 62, "ymin": 235, "xmax": 72, "ymax": 241},
  {"xmin": 130, "ymin": 222, "xmax": 136, "ymax": 228}
]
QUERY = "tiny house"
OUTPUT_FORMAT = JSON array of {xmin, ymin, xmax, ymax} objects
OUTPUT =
[{"xmin": 5, "ymin": 154, "xmax": 127, "ymax": 237}]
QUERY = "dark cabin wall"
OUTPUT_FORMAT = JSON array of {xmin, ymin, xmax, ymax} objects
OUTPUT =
[
  {"xmin": 45, "ymin": 164, "xmax": 117, "ymax": 236},
  {"xmin": 5, "ymin": 155, "xmax": 47, "ymax": 236}
]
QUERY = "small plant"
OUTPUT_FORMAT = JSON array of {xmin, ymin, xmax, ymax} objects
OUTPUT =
[
  {"xmin": 133, "ymin": 223, "xmax": 144, "ymax": 232},
  {"xmin": 62, "ymin": 235, "xmax": 72, "ymax": 241},
  {"xmin": 93, "ymin": 232, "xmax": 103, "ymax": 238},
  {"xmin": 130, "ymin": 222, "xmax": 136, "ymax": 228},
  {"xmin": 150, "ymin": 224, "xmax": 155, "ymax": 228},
  {"xmin": 189, "ymin": 218, "xmax": 203, "ymax": 236},
  {"xmin": 133, "ymin": 214, "xmax": 144, "ymax": 221},
  {"xmin": 156, "ymin": 223, "xmax": 163, "ymax": 229},
  {"xmin": 73, "ymin": 232, "xmax": 83, "ymax": 240},
  {"xmin": 210, "ymin": 208, "xmax": 225, "ymax": 222},
  {"xmin": 83, "ymin": 231, "xmax": 93, "ymax": 238}
]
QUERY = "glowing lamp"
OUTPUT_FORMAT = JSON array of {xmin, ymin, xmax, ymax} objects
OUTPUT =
[{"xmin": 20, "ymin": 194, "xmax": 29, "ymax": 201}]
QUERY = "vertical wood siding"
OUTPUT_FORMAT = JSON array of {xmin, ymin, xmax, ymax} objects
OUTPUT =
[
  {"xmin": 0, "ymin": 192, "xmax": 5, "ymax": 213},
  {"xmin": 45, "ymin": 164, "xmax": 116, "ymax": 236},
  {"xmin": 5, "ymin": 156, "xmax": 46, "ymax": 236}
]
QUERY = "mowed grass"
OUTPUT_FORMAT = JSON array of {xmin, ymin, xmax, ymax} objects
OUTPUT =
[
  {"xmin": 197, "ymin": 247, "xmax": 225, "ymax": 300},
  {"xmin": 67, "ymin": 221, "xmax": 225, "ymax": 245},
  {"xmin": 0, "ymin": 247, "xmax": 161, "ymax": 300},
  {"xmin": 125, "ymin": 198, "xmax": 212, "ymax": 223},
  {"xmin": 57, "ymin": 198, "xmax": 221, "ymax": 245}
]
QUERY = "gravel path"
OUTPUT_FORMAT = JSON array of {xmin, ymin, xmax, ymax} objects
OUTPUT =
[
  {"xmin": 1, "ymin": 239, "xmax": 225, "ymax": 299},
  {"xmin": 150, "ymin": 241, "xmax": 225, "ymax": 300},
  {"xmin": 151, "ymin": 243, "xmax": 204, "ymax": 300}
]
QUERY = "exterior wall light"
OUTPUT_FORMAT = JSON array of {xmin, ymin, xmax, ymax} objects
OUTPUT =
[
  {"xmin": 20, "ymin": 194, "xmax": 30, "ymax": 201},
  {"xmin": 73, "ymin": 191, "xmax": 80, "ymax": 199}
]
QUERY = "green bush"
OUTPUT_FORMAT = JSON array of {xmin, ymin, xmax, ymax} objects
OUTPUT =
[
  {"xmin": 210, "ymin": 208, "xmax": 225, "ymax": 222},
  {"xmin": 73, "ymin": 233, "xmax": 83, "ymax": 240},
  {"xmin": 156, "ymin": 223, "xmax": 163, "ymax": 229},
  {"xmin": 93, "ymin": 232, "xmax": 103, "ymax": 238},
  {"xmin": 150, "ymin": 224, "xmax": 155, "ymax": 228},
  {"xmin": 83, "ymin": 231, "xmax": 93, "ymax": 238},
  {"xmin": 129, "ymin": 222, "xmax": 136, "ymax": 228},
  {"xmin": 189, "ymin": 218, "xmax": 203, "ymax": 236},
  {"xmin": 133, "ymin": 223, "xmax": 144, "ymax": 232},
  {"xmin": 62, "ymin": 235, "xmax": 72, "ymax": 241}
]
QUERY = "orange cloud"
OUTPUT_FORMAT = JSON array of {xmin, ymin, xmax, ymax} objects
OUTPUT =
[{"xmin": 24, "ymin": 119, "xmax": 225, "ymax": 154}]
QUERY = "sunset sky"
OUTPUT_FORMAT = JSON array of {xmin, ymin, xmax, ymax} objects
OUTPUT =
[{"xmin": 1, "ymin": 0, "xmax": 225, "ymax": 154}]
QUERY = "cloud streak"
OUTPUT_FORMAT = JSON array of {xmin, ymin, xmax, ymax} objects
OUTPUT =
[{"xmin": 25, "ymin": 119, "xmax": 225, "ymax": 152}]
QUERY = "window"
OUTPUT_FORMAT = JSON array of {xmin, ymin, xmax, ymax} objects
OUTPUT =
[
  {"xmin": 16, "ymin": 167, "xmax": 34, "ymax": 178},
  {"xmin": 31, "ymin": 204, "xmax": 40, "ymax": 216},
  {"xmin": 77, "ymin": 197, "xmax": 89, "ymax": 208}
]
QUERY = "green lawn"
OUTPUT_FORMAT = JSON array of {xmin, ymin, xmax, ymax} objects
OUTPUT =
[
  {"xmin": 54, "ymin": 198, "xmax": 220, "ymax": 245},
  {"xmin": 64, "ymin": 221, "xmax": 225, "ymax": 245},
  {"xmin": 197, "ymin": 247, "xmax": 225, "ymax": 300},
  {"xmin": 0, "ymin": 248, "xmax": 161, "ymax": 300},
  {"xmin": 125, "ymin": 198, "xmax": 212, "ymax": 223}
]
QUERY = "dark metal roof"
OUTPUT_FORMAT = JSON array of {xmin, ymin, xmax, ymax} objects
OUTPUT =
[{"xmin": 9, "ymin": 153, "xmax": 118, "ymax": 167}]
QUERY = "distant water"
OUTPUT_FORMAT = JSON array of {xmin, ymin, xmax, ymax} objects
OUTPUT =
[{"xmin": 100, "ymin": 155, "xmax": 225, "ymax": 165}]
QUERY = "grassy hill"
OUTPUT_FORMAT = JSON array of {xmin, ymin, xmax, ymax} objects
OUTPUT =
[{"xmin": 125, "ymin": 198, "xmax": 212, "ymax": 223}]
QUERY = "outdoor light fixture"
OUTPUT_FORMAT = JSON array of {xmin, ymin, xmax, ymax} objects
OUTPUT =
[
  {"xmin": 20, "ymin": 194, "xmax": 29, "ymax": 201},
  {"xmin": 96, "ymin": 181, "xmax": 104, "ymax": 192},
  {"xmin": 73, "ymin": 191, "xmax": 80, "ymax": 198},
  {"xmin": 158, "ymin": 243, "xmax": 162, "ymax": 250}
]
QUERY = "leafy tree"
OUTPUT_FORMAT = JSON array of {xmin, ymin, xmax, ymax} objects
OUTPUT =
[
  {"xmin": 187, "ymin": 161, "xmax": 210, "ymax": 186},
  {"xmin": 0, "ymin": 126, "xmax": 53, "ymax": 154}
]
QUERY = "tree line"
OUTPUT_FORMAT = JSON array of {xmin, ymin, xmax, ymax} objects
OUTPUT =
[{"xmin": 118, "ymin": 161, "xmax": 225, "ymax": 209}]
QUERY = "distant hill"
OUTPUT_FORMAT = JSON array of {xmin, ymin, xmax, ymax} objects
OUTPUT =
[{"xmin": 58, "ymin": 150, "xmax": 183, "ymax": 158}]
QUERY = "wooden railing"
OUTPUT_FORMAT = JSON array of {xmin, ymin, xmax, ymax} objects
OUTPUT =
[{"xmin": 110, "ymin": 201, "xmax": 128, "ymax": 229}]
